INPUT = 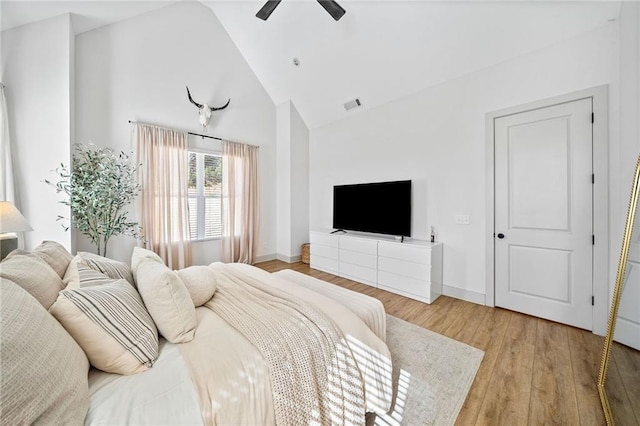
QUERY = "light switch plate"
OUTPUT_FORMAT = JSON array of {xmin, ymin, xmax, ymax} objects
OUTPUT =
[{"xmin": 455, "ymin": 215, "xmax": 470, "ymax": 225}]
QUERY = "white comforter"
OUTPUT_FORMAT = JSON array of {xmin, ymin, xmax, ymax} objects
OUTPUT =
[
  {"xmin": 86, "ymin": 264, "xmax": 392, "ymax": 425},
  {"xmin": 86, "ymin": 340, "xmax": 203, "ymax": 425}
]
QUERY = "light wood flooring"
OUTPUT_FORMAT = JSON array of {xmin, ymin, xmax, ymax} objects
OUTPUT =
[{"xmin": 256, "ymin": 260, "xmax": 607, "ymax": 426}]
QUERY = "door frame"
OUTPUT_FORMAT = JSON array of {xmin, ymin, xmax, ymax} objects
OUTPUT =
[{"xmin": 485, "ymin": 85, "xmax": 609, "ymax": 335}]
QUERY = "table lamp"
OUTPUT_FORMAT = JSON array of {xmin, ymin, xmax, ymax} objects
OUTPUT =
[{"xmin": 0, "ymin": 201, "xmax": 33, "ymax": 261}]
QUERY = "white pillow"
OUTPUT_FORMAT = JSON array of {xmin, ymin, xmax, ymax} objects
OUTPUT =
[
  {"xmin": 131, "ymin": 247, "xmax": 164, "ymax": 277},
  {"xmin": 176, "ymin": 266, "xmax": 218, "ymax": 307},
  {"xmin": 136, "ymin": 260, "xmax": 197, "ymax": 343}
]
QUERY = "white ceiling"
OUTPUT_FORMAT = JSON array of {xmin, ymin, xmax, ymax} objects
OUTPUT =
[
  {"xmin": 1, "ymin": 0, "xmax": 622, "ymax": 128},
  {"xmin": 1, "ymin": 0, "xmax": 176, "ymax": 34}
]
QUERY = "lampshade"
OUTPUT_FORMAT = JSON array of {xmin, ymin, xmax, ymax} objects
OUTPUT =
[{"xmin": 0, "ymin": 201, "xmax": 33, "ymax": 233}]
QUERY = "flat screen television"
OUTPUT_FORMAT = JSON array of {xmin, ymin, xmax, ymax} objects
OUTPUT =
[{"xmin": 333, "ymin": 180, "xmax": 411, "ymax": 237}]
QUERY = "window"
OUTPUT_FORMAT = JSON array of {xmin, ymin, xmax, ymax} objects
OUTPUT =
[{"xmin": 188, "ymin": 152, "xmax": 222, "ymax": 240}]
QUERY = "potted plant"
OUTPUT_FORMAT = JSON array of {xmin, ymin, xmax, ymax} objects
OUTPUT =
[{"xmin": 46, "ymin": 143, "xmax": 143, "ymax": 257}]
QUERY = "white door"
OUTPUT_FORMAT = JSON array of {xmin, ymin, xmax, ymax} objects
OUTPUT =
[{"xmin": 494, "ymin": 98, "xmax": 593, "ymax": 330}]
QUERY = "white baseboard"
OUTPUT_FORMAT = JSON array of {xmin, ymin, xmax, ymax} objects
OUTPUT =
[
  {"xmin": 254, "ymin": 253, "xmax": 276, "ymax": 263},
  {"xmin": 276, "ymin": 253, "xmax": 301, "ymax": 264},
  {"xmin": 442, "ymin": 284, "xmax": 485, "ymax": 306}
]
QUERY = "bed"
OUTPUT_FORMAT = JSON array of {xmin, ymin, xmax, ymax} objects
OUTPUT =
[{"xmin": 0, "ymin": 242, "xmax": 393, "ymax": 426}]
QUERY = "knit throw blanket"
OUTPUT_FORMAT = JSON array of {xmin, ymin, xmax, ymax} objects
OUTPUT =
[{"xmin": 204, "ymin": 266, "xmax": 366, "ymax": 425}]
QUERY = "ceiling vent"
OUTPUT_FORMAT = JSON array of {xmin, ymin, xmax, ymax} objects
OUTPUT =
[{"xmin": 344, "ymin": 98, "xmax": 361, "ymax": 111}]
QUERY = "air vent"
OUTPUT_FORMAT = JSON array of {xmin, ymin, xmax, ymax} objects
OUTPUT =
[{"xmin": 344, "ymin": 98, "xmax": 361, "ymax": 111}]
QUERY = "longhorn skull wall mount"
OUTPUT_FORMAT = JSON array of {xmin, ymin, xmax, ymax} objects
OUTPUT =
[{"xmin": 186, "ymin": 86, "xmax": 231, "ymax": 131}]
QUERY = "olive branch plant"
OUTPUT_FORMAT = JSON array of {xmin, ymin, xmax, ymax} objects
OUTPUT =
[{"xmin": 45, "ymin": 144, "xmax": 143, "ymax": 257}]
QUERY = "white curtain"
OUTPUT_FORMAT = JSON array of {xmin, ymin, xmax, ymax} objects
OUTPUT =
[
  {"xmin": 222, "ymin": 141, "xmax": 259, "ymax": 264},
  {"xmin": 134, "ymin": 123, "xmax": 192, "ymax": 269},
  {"xmin": 0, "ymin": 84, "xmax": 24, "ymax": 248}
]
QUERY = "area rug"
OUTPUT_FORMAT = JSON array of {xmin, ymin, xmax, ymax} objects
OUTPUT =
[{"xmin": 371, "ymin": 315, "xmax": 484, "ymax": 426}]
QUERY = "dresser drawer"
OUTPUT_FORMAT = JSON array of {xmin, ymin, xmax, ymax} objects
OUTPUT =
[
  {"xmin": 340, "ymin": 262, "xmax": 377, "ymax": 286},
  {"xmin": 378, "ymin": 271, "xmax": 429, "ymax": 299},
  {"xmin": 378, "ymin": 256, "xmax": 431, "ymax": 281},
  {"xmin": 310, "ymin": 244, "xmax": 339, "ymax": 260},
  {"xmin": 340, "ymin": 249, "xmax": 377, "ymax": 269},
  {"xmin": 310, "ymin": 232, "xmax": 339, "ymax": 248},
  {"xmin": 378, "ymin": 241, "xmax": 431, "ymax": 265},
  {"xmin": 340, "ymin": 236, "xmax": 377, "ymax": 255},
  {"xmin": 310, "ymin": 256, "xmax": 339, "ymax": 274}
]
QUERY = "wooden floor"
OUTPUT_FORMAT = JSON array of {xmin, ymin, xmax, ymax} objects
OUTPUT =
[{"xmin": 256, "ymin": 260, "xmax": 607, "ymax": 426}]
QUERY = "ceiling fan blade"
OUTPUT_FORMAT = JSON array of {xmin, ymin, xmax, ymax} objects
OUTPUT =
[
  {"xmin": 317, "ymin": 0, "xmax": 346, "ymax": 21},
  {"xmin": 256, "ymin": 0, "xmax": 282, "ymax": 20}
]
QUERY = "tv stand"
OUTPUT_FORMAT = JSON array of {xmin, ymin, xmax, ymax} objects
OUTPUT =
[{"xmin": 309, "ymin": 230, "xmax": 443, "ymax": 304}]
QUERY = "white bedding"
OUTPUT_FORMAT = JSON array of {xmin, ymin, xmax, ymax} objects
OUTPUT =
[
  {"xmin": 273, "ymin": 269, "xmax": 387, "ymax": 342},
  {"xmin": 85, "ymin": 265, "xmax": 392, "ymax": 425},
  {"xmin": 86, "ymin": 339, "xmax": 202, "ymax": 425}
]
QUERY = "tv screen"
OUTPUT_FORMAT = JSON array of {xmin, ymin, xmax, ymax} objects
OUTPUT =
[{"xmin": 333, "ymin": 180, "xmax": 411, "ymax": 237}]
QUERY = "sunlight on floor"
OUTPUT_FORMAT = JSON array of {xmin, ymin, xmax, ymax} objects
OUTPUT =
[
  {"xmin": 346, "ymin": 334, "xmax": 394, "ymax": 414},
  {"xmin": 374, "ymin": 369, "xmax": 411, "ymax": 426}
]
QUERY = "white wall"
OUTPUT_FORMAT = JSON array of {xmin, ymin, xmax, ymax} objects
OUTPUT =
[
  {"xmin": 75, "ymin": 1, "xmax": 276, "ymax": 264},
  {"xmin": 289, "ymin": 102, "xmax": 309, "ymax": 258},
  {"xmin": 276, "ymin": 100, "xmax": 309, "ymax": 261},
  {"xmin": 309, "ymin": 23, "xmax": 620, "ymax": 301},
  {"xmin": 1, "ymin": 14, "xmax": 73, "ymax": 251},
  {"xmin": 276, "ymin": 101, "xmax": 292, "ymax": 259}
]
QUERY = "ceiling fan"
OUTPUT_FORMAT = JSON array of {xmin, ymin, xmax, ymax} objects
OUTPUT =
[{"xmin": 256, "ymin": 0, "xmax": 346, "ymax": 21}]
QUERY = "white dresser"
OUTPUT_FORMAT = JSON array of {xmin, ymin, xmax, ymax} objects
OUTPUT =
[
  {"xmin": 309, "ymin": 230, "xmax": 443, "ymax": 304},
  {"xmin": 309, "ymin": 231, "xmax": 340, "ymax": 274}
]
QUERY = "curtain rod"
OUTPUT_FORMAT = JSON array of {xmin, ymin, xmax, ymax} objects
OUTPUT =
[
  {"xmin": 128, "ymin": 120, "xmax": 259, "ymax": 148},
  {"xmin": 188, "ymin": 131, "xmax": 223, "ymax": 141}
]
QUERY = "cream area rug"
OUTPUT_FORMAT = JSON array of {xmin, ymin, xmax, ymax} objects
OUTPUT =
[{"xmin": 370, "ymin": 315, "xmax": 484, "ymax": 426}]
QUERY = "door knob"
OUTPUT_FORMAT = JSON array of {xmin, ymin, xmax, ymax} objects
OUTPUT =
[{"xmin": 497, "ymin": 233, "xmax": 505, "ymax": 239}]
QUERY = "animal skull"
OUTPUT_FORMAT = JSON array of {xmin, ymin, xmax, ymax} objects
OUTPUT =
[{"xmin": 186, "ymin": 86, "xmax": 231, "ymax": 131}]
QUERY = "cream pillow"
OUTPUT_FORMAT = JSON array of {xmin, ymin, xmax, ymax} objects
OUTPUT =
[
  {"xmin": 0, "ymin": 250, "xmax": 64, "ymax": 309},
  {"xmin": 176, "ymin": 265, "xmax": 218, "ymax": 307},
  {"xmin": 1, "ymin": 278, "xmax": 90, "ymax": 425},
  {"xmin": 131, "ymin": 246, "xmax": 164, "ymax": 279},
  {"xmin": 32, "ymin": 240, "xmax": 73, "ymax": 279},
  {"xmin": 62, "ymin": 255, "xmax": 84, "ymax": 288},
  {"xmin": 49, "ymin": 278, "xmax": 159, "ymax": 375},
  {"xmin": 136, "ymin": 260, "xmax": 196, "ymax": 343}
]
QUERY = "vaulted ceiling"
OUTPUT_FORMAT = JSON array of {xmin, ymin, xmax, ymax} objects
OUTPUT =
[{"xmin": 2, "ymin": 0, "xmax": 621, "ymax": 128}]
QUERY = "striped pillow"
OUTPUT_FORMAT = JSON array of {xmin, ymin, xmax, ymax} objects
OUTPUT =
[
  {"xmin": 64, "ymin": 257, "xmax": 118, "ymax": 289},
  {"xmin": 49, "ymin": 278, "xmax": 158, "ymax": 375},
  {"xmin": 77, "ymin": 252, "xmax": 135, "ymax": 286}
]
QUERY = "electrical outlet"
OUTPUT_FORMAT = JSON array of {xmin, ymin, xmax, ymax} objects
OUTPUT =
[{"xmin": 455, "ymin": 215, "xmax": 470, "ymax": 225}]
